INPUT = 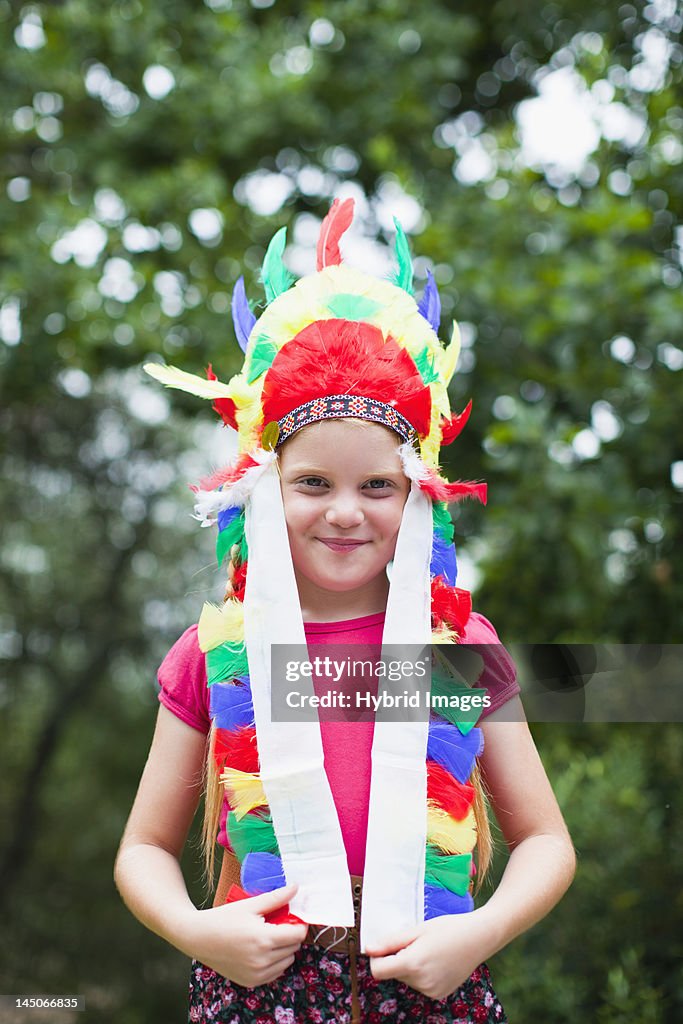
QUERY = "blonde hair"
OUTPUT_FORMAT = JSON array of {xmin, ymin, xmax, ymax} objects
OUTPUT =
[{"xmin": 201, "ymin": 546, "xmax": 493, "ymax": 894}]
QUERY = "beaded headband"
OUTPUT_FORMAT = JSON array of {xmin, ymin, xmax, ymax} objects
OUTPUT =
[{"xmin": 270, "ymin": 393, "xmax": 419, "ymax": 450}]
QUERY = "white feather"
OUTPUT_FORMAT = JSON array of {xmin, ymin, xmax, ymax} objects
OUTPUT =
[
  {"xmin": 398, "ymin": 442, "xmax": 428, "ymax": 483},
  {"xmin": 192, "ymin": 448, "xmax": 278, "ymax": 524}
]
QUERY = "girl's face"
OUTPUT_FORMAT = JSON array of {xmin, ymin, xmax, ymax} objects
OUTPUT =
[{"xmin": 279, "ymin": 419, "xmax": 411, "ymax": 620}]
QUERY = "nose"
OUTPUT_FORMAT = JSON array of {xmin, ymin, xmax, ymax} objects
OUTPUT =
[{"xmin": 324, "ymin": 493, "xmax": 364, "ymax": 529}]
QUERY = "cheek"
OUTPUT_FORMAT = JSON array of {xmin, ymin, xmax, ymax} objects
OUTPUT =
[
  {"xmin": 376, "ymin": 502, "xmax": 406, "ymax": 543},
  {"xmin": 282, "ymin": 494, "xmax": 318, "ymax": 533}
]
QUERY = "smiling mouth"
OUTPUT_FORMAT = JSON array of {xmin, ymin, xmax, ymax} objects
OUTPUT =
[{"xmin": 318, "ymin": 538, "xmax": 369, "ymax": 552}]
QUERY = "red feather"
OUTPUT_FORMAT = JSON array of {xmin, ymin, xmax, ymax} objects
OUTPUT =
[
  {"xmin": 427, "ymin": 761, "xmax": 475, "ymax": 818},
  {"xmin": 441, "ymin": 400, "xmax": 473, "ymax": 446},
  {"xmin": 224, "ymin": 884, "xmax": 305, "ymax": 925},
  {"xmin": 230, "ymin": 561, "xmax": 247, "ymax": 602},
  {"xmin": 214, "ymin": 726, "xmax": 259, "ymax": 773},
  {"xmin": 431, "ymin": 576, "xmax": 472, "ymax": 634},
  {"xmin": 418, "ymin": 468, "xmax": 487, "ymax": 505},
  {"xmin": 212, "ymin": 398, "xmax": 238, "ymax": 428},
  {"xmin": 193, "ymin": 453, "xmax": 259, "ymax": 493},
  {"xmin": 316, "ymin": 197, "xmax": 355, "ymax": 270},
  {"xmin": 261, "ymin": 319, "xmax": 432, "ymax": 438},
  {"xmin": 206, "ymin": 364, "xmax": 238, "ymax": 429}
]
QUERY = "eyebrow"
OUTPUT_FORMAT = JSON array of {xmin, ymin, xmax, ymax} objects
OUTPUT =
[{"xmin": 282, "ymin": 463, "xmax": 405, "ymax": 478}]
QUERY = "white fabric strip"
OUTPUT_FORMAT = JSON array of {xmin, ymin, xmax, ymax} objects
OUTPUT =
[
  {"xmin": 361, "ymin": 483, "xmax": 433, "ymax": 951},
  {"xmin": 243, "ymin": 459, "xmax": 354, "ymax": 926}
]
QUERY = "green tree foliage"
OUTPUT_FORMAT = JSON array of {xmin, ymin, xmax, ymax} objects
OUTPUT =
[{"xmin": 1, "ymin": 0, "xmax": 681, "ymax": 1019}]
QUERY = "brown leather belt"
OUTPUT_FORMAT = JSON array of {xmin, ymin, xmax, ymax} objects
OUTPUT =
[{"xmin": 214, "ymin": 849, "xmax": 363, "ymax": 954}]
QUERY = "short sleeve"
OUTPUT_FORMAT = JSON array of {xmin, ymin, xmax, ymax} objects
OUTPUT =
[
  {"xmin": 461, "ymin": 612, "xmax": 520, "ymax": 718},
  {"xmin": 157, "ymin": 625, "xmax": 210, "ymax": 734}
]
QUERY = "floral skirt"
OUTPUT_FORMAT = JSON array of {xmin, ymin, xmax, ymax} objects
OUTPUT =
[{"xmin": 188, "ymin": 943, "xmax": 507, "ymax": 1023}]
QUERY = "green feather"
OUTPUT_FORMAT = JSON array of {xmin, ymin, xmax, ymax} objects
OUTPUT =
[
  {"xmin": 432, "ymin": 502, "xmax": 455, "ymax": 544},
  {"xmin": 326, "ymin": 293, "xmax": 382, "ymax": 320},
  {"xmin": 227, "ymin": 810, "xmax": 279, "ymax": 862},
  {"xmin": 216, "ymin": 514, "xmax": 248, "ymax": 567},
  {"xmin": 392, "ymin": 217, "xmax": 414, "ymax": 295},
  {"xmin": 206, "ymin": 642, "xmax": 248, "ymax": 686},
  {"xmin": 261, "ymin": 226, "xmax": 295, "ymax": 304},
  {"xmin": 414, "ymin": 345, "xmax": 440, "ymax": 385},
  {"xmin": 430, "ymin": 671, "xmax": 488, "ymax": 734},
  {"xmin": 247, "ymin": 335, "xmax": 279, "ymax": 384},
  {"xmin": 425, "ymin": 847, "xmax": 472, "ymax": 896}
]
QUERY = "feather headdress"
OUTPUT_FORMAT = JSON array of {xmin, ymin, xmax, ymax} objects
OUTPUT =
[{"xmin": 144, "ymin": 197, "xmax": 484, "ymax": 498}]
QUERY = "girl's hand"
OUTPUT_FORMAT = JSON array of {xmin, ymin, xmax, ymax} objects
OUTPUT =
[
  {"xmin": 185, "ymin": 884, "xmax": 309, "ymax": 988},
  {"xmin": 366, "ymin": 909, "xmax": 495, "ymax": 1001}
]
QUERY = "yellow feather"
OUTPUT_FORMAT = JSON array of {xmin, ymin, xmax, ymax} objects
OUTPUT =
[
  {"xmin": 143, "ymin": 362, "xmax": 233, "ymax": 399},
  {"xmin": 427, "ymin": 805, "xmax": 477, "ymax": 854},
  {"xmin": 220, "ymin": 767, "xmax": 267, "ymax": 820},
  {"xmin": 236, "ymin": 404, "xmax": 264, "ymax": 452},
  {"xmin": 421, "ymin": 430, "xmax": 440, "ymax": 468},
  {"xmin": 230, "ymin": 373, "xmax": 258, "ymax": 406},
  {"xmin": 439, "ymin": 322, "xmax": 461, "ymax": 385},
  {"xmin": 432, "ymin": 381, "xmax": 450, "ymax": 418},
  {"xmin": 229, "ymin": 375, "xmax": 264, "ymax": 451},
  {"xmin": 197, "ymin": 600, "xmax": 244, "ymax": 653},
  {"xmin": 432, "ymin": 625, "xmax": 460, "ymax": 644}
]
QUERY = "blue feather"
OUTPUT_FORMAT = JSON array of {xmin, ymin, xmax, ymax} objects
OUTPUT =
[
  {"xmin": 241, "ymin": 852, "xmax": 286, "ymax": 895},
  {"xmin": 209, "ymin": 677, "xmax": 254, "ymax": 731},
  {"xmin": 418, "ymin": 271, "xmax": 441, "ymax": 333},
  {"xmin": 231, "ymin": 276, "xmax": 256, "ymax": 353},
  {"xmin": 424, "ymin": 884, "xmax": 474, "ymax": 919},
  {"xmin": 431, "ymin": 534, "xmax": 458, "ymax": 586},
  {"xmin": 217, "ymin": 505, "xmax": 242, "ymax": 532},
  {"xmin": 427, "ymin": 722, "xmax": 483, "ymax": 783}
]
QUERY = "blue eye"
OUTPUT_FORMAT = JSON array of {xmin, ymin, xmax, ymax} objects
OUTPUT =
[{"xmin": 365, "ymin": 479, "xmax": 391, "ymax": 490}]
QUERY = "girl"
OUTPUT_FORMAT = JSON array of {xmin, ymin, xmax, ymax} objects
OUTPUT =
[{"xmin": 115, "ymin": 199, "xmax": 575, "ymax": 1023}]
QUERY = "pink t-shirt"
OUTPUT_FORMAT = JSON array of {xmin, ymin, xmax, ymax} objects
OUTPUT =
[{"xmin": 157, "ymin": 611, "xmax": 519, "ymax": 874}]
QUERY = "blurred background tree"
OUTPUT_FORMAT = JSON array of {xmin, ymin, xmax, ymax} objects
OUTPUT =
[{"xmin": 0, "ymin": 0, "xmax": 681, "ymax": 1020}]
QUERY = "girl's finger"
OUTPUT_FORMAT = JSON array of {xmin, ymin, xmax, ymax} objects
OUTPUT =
[
  {"xmin": 262, "ymin": 922, "xmax": 309, "ymax": 948},
  {"xmin": 248, "ymin": 883, "xmax": 299, "ymax": 916},
  {"xmin": 369, "ymin": 950, "xmax": 409, "ymax": 981},
  {"xmin": 364, "ymin": 928, "xmax": 417, "ymax": 958},
  {"xmin": 259, "ymin": 953, "xmax": 297, "ymax": 984}
]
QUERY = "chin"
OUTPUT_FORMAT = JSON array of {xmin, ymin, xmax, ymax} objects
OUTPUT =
[{"xmin": 314, "ymin": 577, "xmax": 369, "ymax": 593}]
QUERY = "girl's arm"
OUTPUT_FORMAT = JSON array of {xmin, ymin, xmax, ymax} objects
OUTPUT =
[
  {"xmin": 467, "ymin": 699, "xmax": 577, "ymax": 950},
  {"xmin": 367, "ymin": 697, "xmax": 576, "ymax": 998},
  {"xmin": 114, "ymin": 705, "xmax": 307, "ymax": 987}
]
